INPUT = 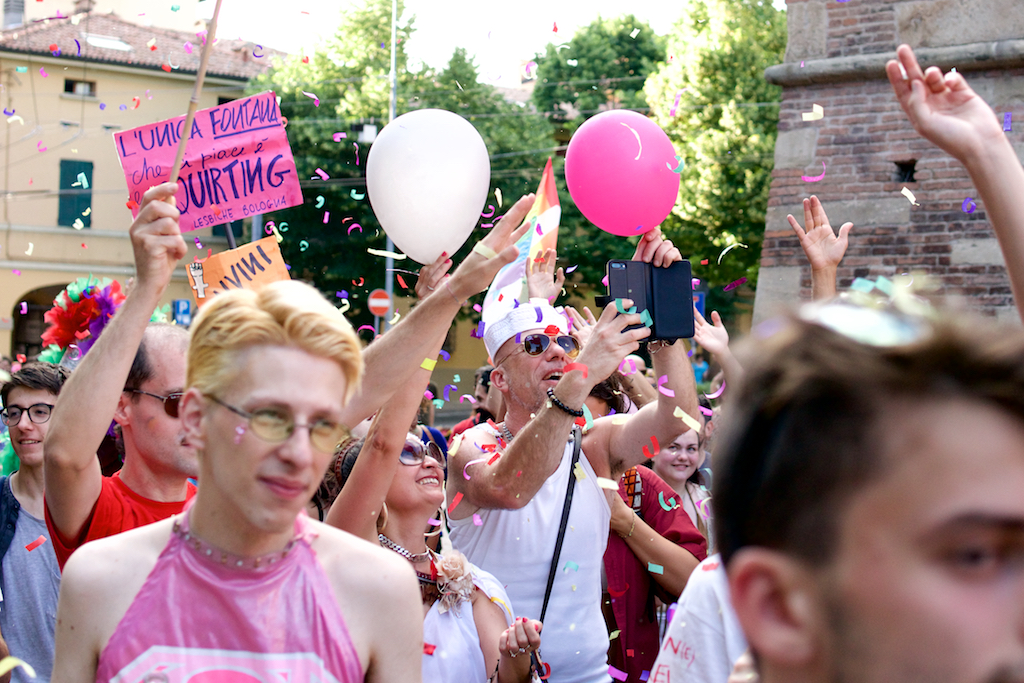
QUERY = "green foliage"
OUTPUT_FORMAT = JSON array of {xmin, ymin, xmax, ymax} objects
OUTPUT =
[
  {"xmin": 248, "ymin": 1, "xmax": 553, "ymax": 329},
  {"xmin": 533, "ymin": 15, "xmax": 665, "ymax": 123},
  {"xmin": 645, "ymin": 0, "xmax": 785, "ymax": 315}
]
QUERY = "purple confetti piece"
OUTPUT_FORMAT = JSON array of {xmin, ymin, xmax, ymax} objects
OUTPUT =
[
  {"xmin": 565, "ymin": 264, "xmax": 578, "ymax": 273},
  {"xmin": 336, "ymin": 290, "xmax": 348, "ymax": 298},
  {"xmin": 443, "ymin": 384, "xmax": 457, "ymax": 401},
  {"xmin": 723, "ymin": 276, "xmax": 748, "ymax": 292},
  {"xmin": 476, "ymin": 321, "xmax": 486, "ymax": 337},
  {"xmin": 962, "ymin": 197, "xmax": 976, "ymax": 214},
  {"xmin": 535, "ymin": 306, "xmax": 543, "ymax": 323},
  {"xmin": 1004, "ymin": 113, "xmax": 1013, "ymax": 132},
  {"xmin": 75, "ymin": 39, "xmax": 81, "ymax": 55},
  {"xmin": 99, "ymin": 103, "xmax": 106, "ymax": 110},
  {"xmin": 513, "ymin": 299, "xmax": 521, "ymax": 308},
  {"xmin": 439, "ymin": 349, "xmax": 451, "ymax": 361},
  {"xmin": 515, "ymin": 333, "xmax": 522, "ymax": 344}
]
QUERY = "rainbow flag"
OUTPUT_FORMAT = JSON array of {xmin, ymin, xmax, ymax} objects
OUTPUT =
[{"xmin": 482, "ymin": 158, "xmax": 561, "ymax": 323}]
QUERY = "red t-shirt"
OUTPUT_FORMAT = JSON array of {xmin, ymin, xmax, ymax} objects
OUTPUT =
[{"xmin": 45, "ymin": 472, "xmax": 197, "ymax": 570}]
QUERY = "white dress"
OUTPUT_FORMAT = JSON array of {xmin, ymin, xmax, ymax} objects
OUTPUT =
[{"xmin": 422, "ymin": 562, "xmax": 514, "ymax": 683}]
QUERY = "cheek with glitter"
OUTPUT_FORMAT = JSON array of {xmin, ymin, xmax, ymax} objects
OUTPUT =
[{"xmin": 234, "ymin": 426, "xmax": 246, "ymax": 444}]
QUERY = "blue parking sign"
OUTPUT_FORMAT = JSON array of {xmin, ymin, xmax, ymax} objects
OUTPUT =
[
  {"xmin": 692, "ymin": 291, "xmax": 706, "ymax": 319},
  {"xmin": 173, "ymin": 299, "xmax": 192, "ymax": 327}
]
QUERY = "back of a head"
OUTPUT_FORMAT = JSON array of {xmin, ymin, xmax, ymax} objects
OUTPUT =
[
  {"xmin": 714, "ymin": 302, "xmax": 1024, "ymax": 567},
  {"xmin": 1, "ymin": 361, "xmax": 70, "ymax": 406},
  {"xmin": 186, "ymin": 281, "xmax": 363, "ymax": 404}
]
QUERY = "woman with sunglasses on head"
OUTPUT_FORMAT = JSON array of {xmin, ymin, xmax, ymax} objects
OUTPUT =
[{"xmin": 324, "ymin": 253, "xmax": 543, "ymax": 683}]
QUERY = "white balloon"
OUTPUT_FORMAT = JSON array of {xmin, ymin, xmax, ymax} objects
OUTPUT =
[{"xmin": 366, "ymin": 109, "xmax": 491, "ymax": 265}]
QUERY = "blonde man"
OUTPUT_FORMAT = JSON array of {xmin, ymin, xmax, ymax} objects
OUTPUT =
[{"xmin": 52, "ymin": 281, "xmax": 422, "ymax": 683}]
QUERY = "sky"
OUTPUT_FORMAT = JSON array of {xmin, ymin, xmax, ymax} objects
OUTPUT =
[{"xmin": 207, "ymin": 0, "xmax": 784, "ymax": 86}]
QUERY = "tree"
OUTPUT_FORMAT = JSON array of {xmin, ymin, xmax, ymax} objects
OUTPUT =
[
  {"xmin": 249, "ymin": 1, "xmax": 555, "ymax": 329},
  {"xmin": 645, "ymin": 0, "xmax": 785, "ymax": 316}
]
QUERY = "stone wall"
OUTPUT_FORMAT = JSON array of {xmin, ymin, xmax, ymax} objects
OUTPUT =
[{"xmin": 754, "ymin": 0, "xmax": 1024, "ymax": 324}]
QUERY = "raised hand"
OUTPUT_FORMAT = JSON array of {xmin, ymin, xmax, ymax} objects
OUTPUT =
[
  {"xmin": 526, "ymin": 247, "xmax": 565, "ymax": 303},
  {"xmin": 565, "ymin": 306, "xmax": 597, "ymax": 349},
  {"xmin": 130, "ymin": 182, "xmax": 187, "ymax": 294},
  {"xmin": 632, "ymin": 227, "xmax": 682, "ymax": 267},
  {"xmin": 787, "ymin": 195, "xmax": 852, "ymax": 272},
  {"xmin": 575, "ymin": 300, "xmax": 649, "ymax": 387},
  {"xmin": 885, "ymin": 44, "xmax": 1005, "ymax": 163},
  {"xmin": 693, "ymin": 307, "xmax": 730, "ymax": 359},
  {"xmin": 415, "ymin": 251, "xmax": 454, "ymax": 301},
  {"xmin": 447, "ymin": 194, "xmax": 534, "ymax": 303}
]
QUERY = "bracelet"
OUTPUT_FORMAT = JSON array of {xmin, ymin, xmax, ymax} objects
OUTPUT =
[
  {"xmin": 546, "ymin": 387, "xmax": 584, "ymax": 418},
  {"xmin": 444, "ymin": 280, "xmax": 464, "ymax": 306},
  {"xmin": 618, "ymin": 510, "xmax": 636, "ymax": 539}
]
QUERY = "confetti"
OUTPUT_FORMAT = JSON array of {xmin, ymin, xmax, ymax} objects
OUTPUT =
[
  {"xmin": 656, "ymin": 375, "xmax": 674, "ymax": 397},
  {"xmin": 76, "ymin": 172, "xmax": 89, "ymax": 189},
  {"xmin": 705, "ymin": 381, "xmax": 726, "ymax": 400},
  {"xmin": 472, "ymin": 242, "xmax": 498, "ymax": 259},
  {"xmin": 610, "ymin": 630, "xmax": 621, "ymax": 640},
  {"xmin": 608, "ymin": 583, "xmax": 629, "ymax": 598},
  {"xmin": 801, "ymin": 103, "xmax": 824, "ymax": 121},
  {"xmin": 563, "ymin": 561, "xmax": 579, "ymax": 573},
  {"xmin": 962, "ymin": 197, "xmax": 977, "ymax": 213},
  {"xmin": 609, "ymin": 665, "xmax": 629, "ymax": 681},
  {"xmin": 75, "ymin": 39, "xmax": 81, "ymax": 55},
  {"xmin": 439, "ymin": 350, "xmax": 451, "ymax": 361},
  {"xmin": 564, "ymin": 362, "xmax": 588, "ymax": 378},
  {"xmin": 620, "ymin": 122, "xmax": 643, "ymax": 160},
  {"xmin": 333, "ymin": 132, "xmax": 347, "ymax": 141},
  {"xmin": 353, "ymin": 142, "xmax": 360, "ymax": 165},
  {"xmin": 717, "ymin": 243, "xmax": 748, "ymax": 265},
  {"xmin": 723, "ymin": 276, "xmax": 748, "ymax": 292},
  {"xmin": 299, "ymin": 240, "xmax": 309, "ymax": 251},
  {"xmin": 367, "ymin": 248, "xmax": 406, "ymax": 260},
  {"xmin": 19, "ymin": 302, "xmax": 26, "ymax": 315},
  {"xmin": 463, "ymin": 456, "xmax": 489, "ymax": 480},
  {"xmin": 666, "ymin": 155, "xmax": 685, "ymax": 173},
  {"xmin": 39, "ymin": 67, "xmax": 48, "ymax": 77},
  {"xmin": 447, "ymin": 491, "xmax": 463, "ymax": 515},
  {"xmin": 0, "ymin": 658, "xmax": 35, "ymax": 679},
  {"xmin": 302, "ymin": 90, "xmax": 320, "ymax": 107},
  {"xmin": 184, "ymin": 41, "xmax": 194, "ymax": 54},
  {"xmin": 642, "ymin": 435, "xmax": 659, "ymax": 460},
  {"xmin": 420, "ymin": 358, "xmax": 437, "ymax": 371},
  {"xmin": 24, "ymin": 243, "xmax": 33, "ymax": 256},
  {"xmin": 347, "ymin": 223, "xmax": 362, "ymax": 235},
  {"xmin": 351, "ymin": 190, "xmax": 366, "ymax": 200},
  {"xmin": 495, "ymin": 188, "xmax": 503, "ymax": 206},
  {"xmin": 481, "ymin": 205, "xmax": 495, "ymax": 218},
  {"xmin": 802, "ymin": 161, "xmax": 827, "ymax": 182},
  {"xmin": 322, "ymin": 211, "xmax": 330, "ymax": 224},
  {"xmin": 674, "ymin": 406, "xmax": 702, "ymax": 432},
  {"xmin": 1005, "ymin": 113, "xmax": 1013, "ymax": 132},
  {"xmin": 647, "ymin": 563, "xmax": 664, "ymax": 575},
  {"xmin": 252, "ymin": 45, "xmax": 264, "ymax": 58},
  {"xmin": 658, "ymin": 491, "xmax": 679, "ymax": 511},
  {"xmin": 597, "ymin": 477, "xmax": 619, "ymax": 490},
  {"xmin": 423, "ymin": 643, "xmax": 436, "ymax": 656},
  {"xmin": 72, "ymin": 218, "xmax": 84, "ymax": 230},
  {"xmin": 901, "ymin": 186, "xmax": 920, "ymax": 206},
  {"xmin": 25, "ymin": 535, "xmax": 46, "ymax": 552},
  {"xmin": 473, "ymin": 513, "xmax": 483, "ymax": 526},
  {"xmin": 459, "ymin": 394, "xmax": 477, "ymax": 404},
  {"xmin": 37, "ymin": 141, "xmax": 46, "ymax": 153}
]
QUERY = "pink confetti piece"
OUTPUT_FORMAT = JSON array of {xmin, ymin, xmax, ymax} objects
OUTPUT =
[
  {"xmin": 39, "ymin": 67, "xmax": 48, "ymax": 77},
  {"xmin": 656, "ymin": 375, "xmax": 675, "ymax": 397},
  {"xmin": 670, "ymin": 90, "xmax": 682, "ymax": 117},
  {"xmin": 322, "ymin": 211, "xmax": 330, "ymax": 224},
  {"xmin": 314, "ymin": 168, "xmax": 329, "ymax": 180},
  {"xmin": 184, "ymin": 41, "xmax": 193, "ymax": 54},
  {"xmin": 25, "ymin": 535, "xmax": 46, "ymax": 551},
  {"xmin": 618, "ymin": 357, "xmax": 638, "ymax": 375},
  {"xmin": 463, "ymin": 456, "xmax": 489, "ymax": 479},
  {"xmin": 37, "ymin": 141, "xmax": 46, "ymax": 152},
  {"xmin": 302, "ymin": 90, "xmax": 320, "ymax": 107},
  {"xmin": 723, "ymin": 276, "xmax": 748, "ymax": 292},
  {"xmin": 481, "ymin": 205, "xmax": 495, "ymax": 218},
  {"xmin": 19, "ymin": 302, "xmax": 26, "ymax": 314},
  {"xmin": 459, "ymin": 394, "xmax": 477, "ymax": 404},
  {"xmin": 347, "ymin": 223, "xmax": 362, "ymax": 235},
  {"xmin": 699, "ymin": 405, "xmax": 713, "ymax": 417},
  {"xmin": 602, "ymin": 275, "xmax": 609, "ymax": 287},
  {"xmin": 802, "ymin": 161, "xmax": 826, "ymax": 182},
  {"xmin": 356, "ymin": 324, "xmax": 376, "ymax": 333},
  {"xmin": 480, "ymin": 223, "xmax": 494, "ymax": 229},
  {"xmin": 428, "ymin": 518, "xmax": 441, "ymax": 525},
  {"xmin": 12, "ymin": 270, "xmax": 20, "ymax": 276},
  {"xmin": 353, "ymin": 142, "xmax": 359, "ymax": 165},
  {"xmin": 705, "ymin": 381, "xmax": 726, "ymax": 400},
  {"xmin": 333, "ymin": 132, "xmax": 347, "ymax": 141},
  {"xmin": 609, "ymin": 665, "xmax": 629, "ymax": 681},
  {"xmin": 423, "ymin": 390, "xmax": 434, "ymax": 400},
  {"xmin": 473, "ymin": 513, "xmax": 483, "ymax": 526},
  {"xmin": 473, "ymin": 303, "xmax": 482, "ymax": 312}
]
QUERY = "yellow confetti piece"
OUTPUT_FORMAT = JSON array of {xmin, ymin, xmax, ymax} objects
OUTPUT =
[
  {"xmin": 82, "ymin": 207, "xmax": 91, "ymax": 216},
  {"xmin": 611, "ymin": 415, "xmax": 630, "ymax": 425},
  {"xmin": 490, "ymin": 596, "xmax": 513, "ymax": 621},
  {"xmin": 597, "ymin": 477, "xmax": 619, "ymax": 490},
  {"xmin": 388, "ymin": 310, "xmax": 401, "ymax": 324},
  {"xmin": 367, "ymin": 248, "xmax": 406, "ymax": 260},
  {"xmin": 495, "ymin": 188, "xmax": 503, "ymax": 207},
  {"xmin": 0, "ymin": 657, "xmax": 35, "ymax": 678},
  {"xmin": 270, "ymin": 224, "xmax": 283, "ymax": 243},
  {"xmin": 573, "ymin": 461, "xmax": 588, "ymax": 481},
  {"xmin": 674, "ymin": 406, "xmax": 702, "ymax": 432},
  {"xmin": 609, "ymin": 630, "xmax": 621, "ymax": 640},
  {"xmin": 472, "ymin": 242, "xmax": 498, "ymax": 259},
  {"xmin": 6, "ymin": 115, "xmax": 24, "ymax": 125},
  {"xmin": 901, "ymin": 186, "xmax": 920, "ymax": 206},
  {"xmin": 72, "ymin": 218, "xmax": 84, "ymax": 230},
  {"xmin": 421, "ymin": 358, "xmax": 437, "ymax": 371},
  {"xmin": 25, "ymin": 242, "xmax": 33, "ymax": 256},
  {"xmin": 801, "ymin": 103, "xmax": 824, "ymax": 121}
]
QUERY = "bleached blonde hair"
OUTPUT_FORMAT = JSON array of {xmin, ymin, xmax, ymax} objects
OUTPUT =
[{"xmin": 186, "ymin": 280, "xmax": 362, "ymax": 403}]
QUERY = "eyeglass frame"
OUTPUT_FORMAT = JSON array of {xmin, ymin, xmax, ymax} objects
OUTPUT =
[
  {"xmin": 1, "ymin": 403, "xmax": 55, "ymax": 426},
  {"xmin": 495, "ymin": 333, "xmax": 581, "ymax": 366},
  {"xmin": 399, "ymin": 438, "xmax": 446, "ymax": 467},
  {"xmin": 206, "ymin": 394, "xmax": 350, "ymax": 454},
  {"xmin": 126, "ymin": 388, "xmax": 184, "ymax": 418}
]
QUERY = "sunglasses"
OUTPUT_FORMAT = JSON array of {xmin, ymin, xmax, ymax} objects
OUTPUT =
[
  {"xmin": 499, "ymin": 333, "xmax": 580, "ymax": 365},
  {"xmin": 128, "ymin": 389, "xmax": 184, "ymax": 418},
  {"xmin": 207, "ymin": 395, "xmax": 350, "ymax": 454},
  {"xmin": 399, "ymin": 439, "xmax": 446, "ymax": 467}
]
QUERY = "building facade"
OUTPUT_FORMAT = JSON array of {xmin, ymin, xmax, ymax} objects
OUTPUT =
[
  {"xmin": 0, "ymin": 5, "xmax": 272, "ymax": 357},
  {"xmin": 754, "ymin": 0, "xmax": 1024, "ymax": 323}
]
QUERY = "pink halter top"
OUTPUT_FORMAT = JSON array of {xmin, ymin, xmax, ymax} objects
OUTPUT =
[{"xmin": 95, "ymin": 504, "xmax": 363, "ymax": 683}]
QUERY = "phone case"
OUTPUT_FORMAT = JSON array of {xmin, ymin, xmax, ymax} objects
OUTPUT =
[{"xmin": 605, "ymin": 259, "xmax": 694, "ymax": 340}]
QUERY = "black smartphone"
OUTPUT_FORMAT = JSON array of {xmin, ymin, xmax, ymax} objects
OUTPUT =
[{"xmin": 605, "ymin": 259, "xmax": 694, "ymax": 340}]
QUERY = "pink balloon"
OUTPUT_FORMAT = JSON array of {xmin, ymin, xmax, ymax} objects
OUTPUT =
[{"xmin": 565, "ymin": 110, "xmax": 680, "ymax": 236}]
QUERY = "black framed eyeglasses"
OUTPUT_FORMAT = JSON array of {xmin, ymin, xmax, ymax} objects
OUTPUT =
[
  {"xmin": 207, "ymin": 395, "xmax": 350, "ymax": 455},
  {"xmin": 499, "ymin": 333, "xmax": 580, "ymax": 365},
  {"xmin": 1, "ymin": 403, "xmax": 54, "ymax": 426},
  {"xmin": 127, "ymin": 389, "xmax": 184, "ymax": 418},
  {"xmin": 399, "ymin": 439, "xmax": 446, "ymax": 467}
]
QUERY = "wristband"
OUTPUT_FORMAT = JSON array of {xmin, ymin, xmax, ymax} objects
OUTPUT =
[{"xmin": 546, "ymin": 387, "xmax": 584, "ymax": 418}]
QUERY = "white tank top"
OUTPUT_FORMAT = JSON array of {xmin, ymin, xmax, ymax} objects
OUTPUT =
[{"xmin": 449, "ymin": 435, "xmax": 612, "ymax": 683}]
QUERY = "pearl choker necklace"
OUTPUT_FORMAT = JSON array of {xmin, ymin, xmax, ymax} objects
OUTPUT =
[
  {"xmin": 378, "ymin": 533, "xmax": 433, "ymax": 564},
  {"xmin": 173, "ymin": 517, "xmax": 298, "ymax": 571}
]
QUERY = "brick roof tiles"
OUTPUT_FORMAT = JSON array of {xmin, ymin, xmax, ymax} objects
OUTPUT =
[{"xmin": 0, "ymin": 11, "xmax": 282, "ymax": 81}]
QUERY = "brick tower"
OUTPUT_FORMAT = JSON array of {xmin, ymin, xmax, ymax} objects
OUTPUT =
[{"xmin": 753, "ymin": 0, "xmax": 1024, "ymax": 323}]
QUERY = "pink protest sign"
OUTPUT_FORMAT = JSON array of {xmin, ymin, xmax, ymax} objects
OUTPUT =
[{"xmin": 114, "ymin": 91, "xmax": 302, "ymax": 233}]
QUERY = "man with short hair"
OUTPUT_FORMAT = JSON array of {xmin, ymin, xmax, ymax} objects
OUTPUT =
[
  {"xmin": 45, "ymin": 182, "xmax": 538, "ymax": 569},
  {"xmin": 0, "ymin": 362, "xmax": 68, "ymax": 683},
  {"xmin": 715, "ymin": 301, "xmax": 1024, "ymax": 683},
  {"xmin": 53, "ymin": 279, "xmax": 422, "ymax": 683},
  {"xmin": 447, "ymin": 230, "xmax": 701, "ymax": 683}
]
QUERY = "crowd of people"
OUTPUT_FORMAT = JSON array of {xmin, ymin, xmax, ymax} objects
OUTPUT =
[{"xmin": 0, "ymin": 44, "xmax": 1020, "ymax": 683}]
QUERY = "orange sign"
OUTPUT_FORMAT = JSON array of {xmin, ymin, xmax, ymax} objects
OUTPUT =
[{"xmin": 186, "ymin": 236, "xmax": 290, "ymax": 307}]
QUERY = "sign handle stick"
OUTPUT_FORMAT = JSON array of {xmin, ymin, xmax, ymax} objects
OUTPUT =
[{"xmin": 166, "ymin": 0, "xmax": 235, "ymax": 248}]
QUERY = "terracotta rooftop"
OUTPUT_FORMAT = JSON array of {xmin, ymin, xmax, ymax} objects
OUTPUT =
[{"xmin": 0, "ymin": 11, "xmax": 283, "ymax": 81}]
